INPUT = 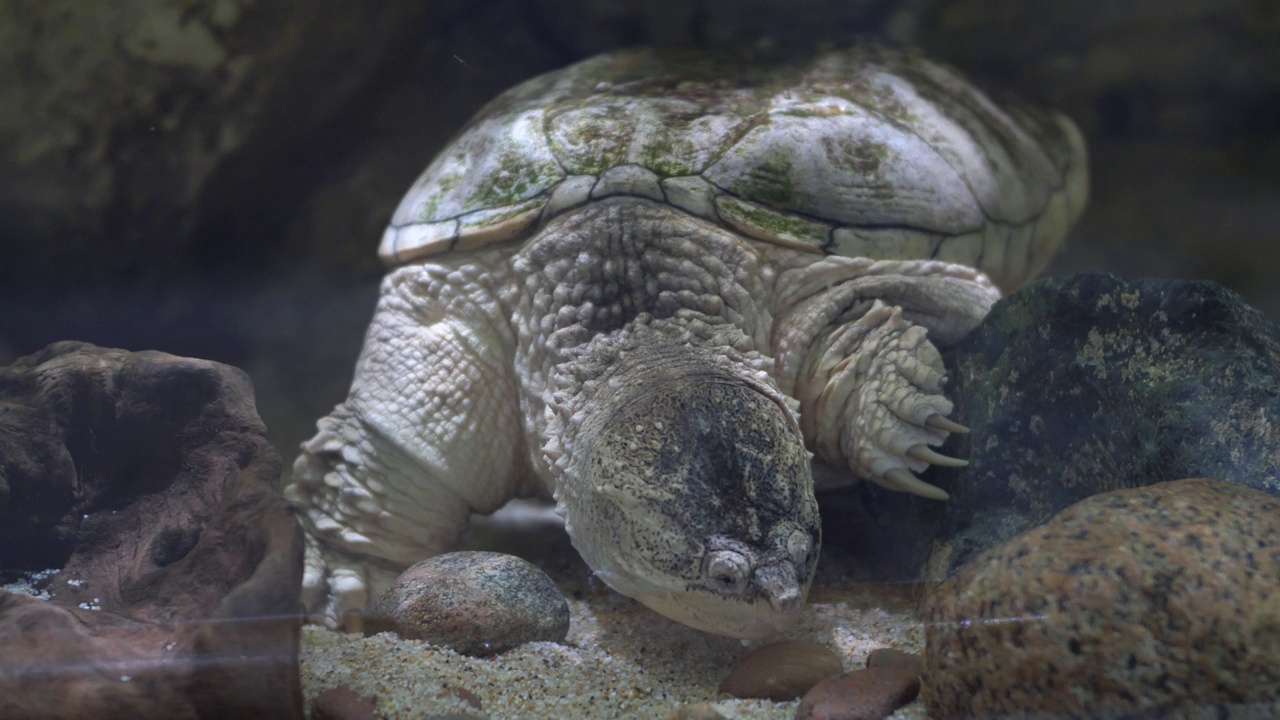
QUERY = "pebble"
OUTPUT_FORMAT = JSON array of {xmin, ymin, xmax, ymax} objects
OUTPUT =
[
  {"xmin": 718, "ymin": 639, "xmax": 844, "ymax": 701},
  {"xmin": 795, "ymin": 666, "xmax": 921, "ymax": 720},
  {"xmin": 924, "ymin": 478, "xmax": 1280, "ymax": 719},
  {"xmin": 865, "ymin": 648, "xmax": 922, "ymax": 676},
  {"xmin": 312, "ymin": 684, "xmax": 379, "ymax": 720},
  {"xmin": 363, "ymin": 551, "xmax": 569, "ymax": 657}
]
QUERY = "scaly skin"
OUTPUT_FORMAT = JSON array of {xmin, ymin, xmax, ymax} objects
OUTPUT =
[
  {"xmin": 286, "ymin": 199, "xmax": 997, "ymax": 636},
  {"xmin": 767, "ymin": 252, "xmax": 1000, "ymax": 495}
]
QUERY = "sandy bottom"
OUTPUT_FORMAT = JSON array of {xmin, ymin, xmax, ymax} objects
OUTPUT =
[{"xmin": 299, "ymin": 501, "xmax": 932, "ymax": 720}]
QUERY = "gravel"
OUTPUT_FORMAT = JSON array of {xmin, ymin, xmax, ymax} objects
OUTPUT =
[{"xmin": 299, "ymin": 501, "xmax": 930, "ymax": 720}]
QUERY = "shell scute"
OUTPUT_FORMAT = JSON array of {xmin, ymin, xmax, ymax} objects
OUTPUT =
[
  {"xmin": 704, "ymin": 102, "xmax": 985, "ymax": 233},
  {"xmin": 548, "ymin": 98, "xmax": 747, "ymax": 179}
]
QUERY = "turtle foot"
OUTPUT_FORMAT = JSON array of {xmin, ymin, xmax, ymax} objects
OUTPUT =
[{"xmin": 809, "ymin": 301, "xmax": 963, "ymax": 500}]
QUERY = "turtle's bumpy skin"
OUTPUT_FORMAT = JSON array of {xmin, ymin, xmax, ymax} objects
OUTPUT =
[{"xmin": 286, "ymin": 46, "xmax": 1088, "ymax": 638}]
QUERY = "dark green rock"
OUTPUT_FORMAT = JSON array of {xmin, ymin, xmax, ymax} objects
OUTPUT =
[{"xmin": 921, "ymin": 272, "xmax": 1280, "ymax": 574}]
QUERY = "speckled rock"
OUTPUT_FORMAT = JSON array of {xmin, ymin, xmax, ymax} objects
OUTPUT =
[
  {"xmin": 718, "ymin": 639, "xmax": 844, "ymax": 701},
  {"xmin": 908, "ymin": 273, "xmax": 1280, "ymax": 574},
  {"xmin": 923, "ymin": 478, "xmax": 1280, "ymax": 720},
  {"xmin": 795, "ymin": 666, "xmax": 921, "ymax": 720},
  {"xmin": 363, "ymin": 551, "xmax": 569, "ymax": 657}
]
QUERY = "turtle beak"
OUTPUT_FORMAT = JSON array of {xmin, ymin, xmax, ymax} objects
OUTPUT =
[{"xmin": 753, "ymin": 562, "xmax": 804, "ymax": 614}]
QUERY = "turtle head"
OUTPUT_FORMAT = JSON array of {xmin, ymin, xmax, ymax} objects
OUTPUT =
[{"xmin": 551, "ymin": 350, "xmax": 821, "ymax": 639}]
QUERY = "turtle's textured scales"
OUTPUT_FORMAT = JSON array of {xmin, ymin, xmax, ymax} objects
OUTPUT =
[{"xmin": 287, "ymin": 46, "xmax": 1088, "ymax": 639}]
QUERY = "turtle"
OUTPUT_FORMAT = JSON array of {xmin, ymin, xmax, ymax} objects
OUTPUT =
[{"xmin": 285, "ymin": 45, "xmax": 1088, "ymax": 639}]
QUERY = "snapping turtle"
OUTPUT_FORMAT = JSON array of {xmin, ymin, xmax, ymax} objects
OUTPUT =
[{"xmin": 286, "ymin": 46, "xmax": 1087, "ymax": 639}]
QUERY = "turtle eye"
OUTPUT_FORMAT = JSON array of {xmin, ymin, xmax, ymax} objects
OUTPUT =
[
  {"xmin": 704, "ymin": 550, "xmax": 750, "ymax": 594},
  {"xmin": 787, "ymin": 529, "xmax": 812, "ymax": 567}
]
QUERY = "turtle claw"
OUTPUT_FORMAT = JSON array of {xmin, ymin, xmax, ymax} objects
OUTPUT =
[
  {"xmin": 925, "ymin": 414, "xmax": 969, "ymax": 434},
  {"xmin": 883, "ymin": 467, "xmax": 950, "ymax": 501},
  {"xmin": 906, "ymin": 443, "xmax": 968, "ymax": 468}
]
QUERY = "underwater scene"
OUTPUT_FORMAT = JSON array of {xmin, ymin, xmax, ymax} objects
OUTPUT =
[{"xmin": 2, "ymin": 2, "xmax": 1278, "ymax": 719}]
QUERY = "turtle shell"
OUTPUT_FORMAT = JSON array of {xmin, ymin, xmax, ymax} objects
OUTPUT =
[{"xmin": 380, "ymin": 46, "xmax": 1088, "ymax": 291}]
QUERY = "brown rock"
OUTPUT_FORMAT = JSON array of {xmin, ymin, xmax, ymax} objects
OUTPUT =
[
  {"xmin": 0, "ymin": 342, "xmax": 304, "ymax": 720},
  {"xmin": 364, "ymin": 551, "xmax": 569, "ymax": 657},
  {"xmin": 719, "ymin": 639, "xmax": 844, "ymax": 701},
  {"xmin": 312, "ymin": 685, "xmax": 379, "ymax": 720},
  {"xmin": 924, "ymin": 478, "xmax": 1280, "ymax": 720},
  {"xmin": 864, "ymin": 648, "xmax": 922, "ymax": 676},
  {"xmin": 795, "ymin": 667, "xmax": 921, "ymax": 720}
]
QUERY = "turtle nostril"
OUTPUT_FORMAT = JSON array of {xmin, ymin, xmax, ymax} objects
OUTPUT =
[
  {"xmin": 771, "ymin": 588, "xmax": 802, "ymax": 614},
  {"xmin": 753, "ymin": 562, "xmax": 803, "ymax": 614}
]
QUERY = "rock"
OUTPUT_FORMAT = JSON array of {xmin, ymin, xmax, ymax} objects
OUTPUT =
[
  {"xmin": 0, "ymin": 341, "xmax": 304, "ymax": 720},
  {"xmin": 923, "ymin": 478, "xmax": 1280, "ymax": 720},
  {"xmin": 312, "ymin": 685, "xmax": 379, "ymax": 720},
  {"xmin": 865, "ymin": 648, "xmax": 922, "ymax": 676},
  {"xmin": 718, "ymin": 639, "xmax": 844, "ymax": 701},
  {"xmin": 915, "ymin": 273, "xmax": 1280, "ymax": 574},
  {"xmin": 795, "ymin": 666, "xmax": 921, "ymax": 720},
  {"xmin": 364, "ymin": 551, "xmax": 569, "ymax": 657},
  {"xmin": 0, "ymin": 1, "xmax": 430, "ymax": 292}
]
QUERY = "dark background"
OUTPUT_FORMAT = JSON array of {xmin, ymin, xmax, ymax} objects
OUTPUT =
[{"xmin": 3, "ymin": 0, "xmax": 1278, "ymax": 461}]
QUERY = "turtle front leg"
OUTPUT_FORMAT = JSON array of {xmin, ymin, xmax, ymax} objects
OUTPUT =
[
  {"xmin": 773, "ymin": 260, "xmax": 1000, "ymax": 499},
  {"xmin": 285, "ymin": 262, "xmax": 529, "ymax": 628}
]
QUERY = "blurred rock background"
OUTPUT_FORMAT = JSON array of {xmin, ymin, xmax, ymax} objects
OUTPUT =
[{"xmin": 2, "ymin": 0, "xmax": 1278, "ymax": 467}]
